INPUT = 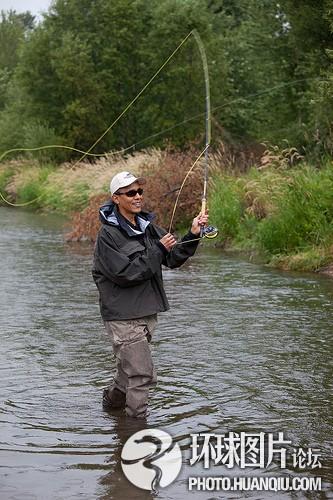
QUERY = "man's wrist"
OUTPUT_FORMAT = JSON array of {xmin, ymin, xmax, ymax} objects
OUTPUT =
[
  {"xmin": 156, "ymin": 240, "xmax": 169, "ymax": 255},
  {"xmin": 188, "ymin": 230, "xmax": 201, "ymax": 239}
]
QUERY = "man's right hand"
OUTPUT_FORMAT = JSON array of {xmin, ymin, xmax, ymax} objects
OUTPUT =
[{"xmin": 159, "ymin": 233, "xmax": 177, "ymax": 251}]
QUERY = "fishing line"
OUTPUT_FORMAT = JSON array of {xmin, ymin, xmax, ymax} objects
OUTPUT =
[
  {"xmin": 0, "ymin": 29, "xmax": 217, "ymax": 239},
  {"xmin": 92, "ymin": 76, "xmax": 328, "ymax": 154},
  {"xmin": 0, "ymin": 30, "xmax": 209, "ymax": 211},
  {"xmin": 0, "ymin": 75, "xmax": 327, "ymax": 207},
  {"xmin": 168, "ymin": 145, "xmax": 208, "ymax": 233},
  {"xmin": 170, "ymin": 74, "xmax": 329, "ymax": 245},
  {"xmin": 0, "ymin": 31, "xmax": 194, "ymax": 207},
  {"xmin": 167, "ymin": 30, "xmax": 218, "ymax": 239},
  {"xmin": 1, "ymin": 75, "xmax": 326, "ymax": 164},
  {"xmin": 117, "ymin": 76, "xmax": 331, "ymax": 150},
  {"xmin": 0, "ymin": 145, "xmax": 106, "ymax": 164},
  {"xmin": 0, "ymin": 26, "xmax": 327, "ymax": 209},
  {"xmin": 72, "ymin": 31, "xmax": 194, "ymax": 166}
]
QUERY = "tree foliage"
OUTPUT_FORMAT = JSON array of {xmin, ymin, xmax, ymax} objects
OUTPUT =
[
  {"xmin": 0, "ymin": 10, "xmax": 35, "ymax": 110},
  {"xmin": 0, "ymin": 0, "xmax": 332, "ymax": 160}
]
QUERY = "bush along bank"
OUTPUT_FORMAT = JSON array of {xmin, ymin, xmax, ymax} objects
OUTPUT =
[
  {"xmin": 0, "ymin": 160, "xmax": 90, "ymax": 212},
  {"xmin": 66, "ymin": 148, "xmax": 333, "ymax": 275},
  {"xmin": 209, "ymin": 160, "xmax": 333, "ymax": 273},
  {"xmin": 1, "ymin": 147, "xmax": 333, "ymax": 274},
  {"xmin": 0, "ymin": 152, "xmax": 150, "ymax": 213}
]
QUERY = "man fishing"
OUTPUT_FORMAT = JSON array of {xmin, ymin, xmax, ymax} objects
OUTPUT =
[{"xmin": 92, "ymin": 170, "xmax": 208, "ymax": 419}]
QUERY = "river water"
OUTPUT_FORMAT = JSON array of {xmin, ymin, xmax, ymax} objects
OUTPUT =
[{"xmin": 0, "ymin": 207, "xmax": 332, "ymax": 500}]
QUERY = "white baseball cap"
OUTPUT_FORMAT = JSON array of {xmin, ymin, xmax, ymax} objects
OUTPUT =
[{"xmin": 110, "ymin": 171, "xmax": 145, "ymax": 195}]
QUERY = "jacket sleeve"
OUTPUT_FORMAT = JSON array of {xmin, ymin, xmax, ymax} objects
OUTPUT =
[
  {"xmin": 163, "ymin": 230, "xmax": 200, "ymax": 268},
  {"xmin": 152, "ymin": 224, "xmax": 200, "ymax": 269},
  {"xmin": 94, "ymin": 229, "xmax": 165, "ymax": 288}
]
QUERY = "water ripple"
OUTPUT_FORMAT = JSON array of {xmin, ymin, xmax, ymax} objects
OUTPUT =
[{"xmin": 0, "ymin": 207, "xmax": 332, "ymax": 499}]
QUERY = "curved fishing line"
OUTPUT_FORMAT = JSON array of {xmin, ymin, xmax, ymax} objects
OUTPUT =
[
  {"xmin": 0, "ymin": 191, "xmax": 42, "ymax": 207},
  {"xmin": 0, "ymin": 144, "xmax": 114, "ymax": 207},
  {"xmin": 168, "ymin": 145, "xmax": 208, "ymax": 233},
  {"xmin": 127, "ymin": 76, "xmax": 330, "ymax": 150},
  {"xmin": 162, "ymin": 75, "xmax": 331, "ymax": 237},
  {"xmin": 72, "ymin": 31, "xmax": 194, "ymax": 166},
  {"xmin": 167, "ymin": 29, "xmax": 212, "ymax": 236},
  {"xmin": 1, "ymin": 75, "xmax": 327, "ymax": 164},
  {"xmin": 65, "ymin": 75, "xmax": 333, "ymax": 157},
  {"xmin": 0, "ymin": 31, "xmax": 194, "ymax": 207},
  {"xmin": 0, "ymin": 66, "xmax": 327, "ymax": 208},
  {"xmin": 0, "ymin": 145, "xmax": 107, "ymax": 164},
  {"xmin": 0, "ymin": 30, "xmax": 211, "ymax": 211},
  {"xmin": 0, "ymin": 144, "xmax": 138, "ymax": 207}
]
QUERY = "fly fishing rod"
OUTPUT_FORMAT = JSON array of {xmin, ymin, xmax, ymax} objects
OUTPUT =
[{"xmin": 192, "ymin": 30, "xmax": 218, "ymax": 239}]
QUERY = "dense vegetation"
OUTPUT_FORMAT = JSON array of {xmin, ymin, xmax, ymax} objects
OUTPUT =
[
  {"xmin": 1, "ymin": 146, "xmax": 332, "ymax": 273},
  {"xmin": 1, "ymin": 1, "xmax": 333, "ymax": 273},
  {"xmin": 1, "ymin": 0, "xmax": 333, "ymax": 159}
]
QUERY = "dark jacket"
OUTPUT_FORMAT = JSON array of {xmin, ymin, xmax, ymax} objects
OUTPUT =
[{"xmin": 92, "ymin": 202, "xmax": 200, "ymax": 321}]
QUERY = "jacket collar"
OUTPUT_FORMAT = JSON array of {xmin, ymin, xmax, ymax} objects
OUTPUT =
[{"xmin": 99, "ymin": 201, "xmax": 154, "ymax": 237}]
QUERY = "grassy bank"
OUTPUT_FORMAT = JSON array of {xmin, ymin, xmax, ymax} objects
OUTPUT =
[
  {"xmin": 0, "ymin": 153, "xmax": 153, "ymax": 212},
  {"xmin": 209, "ymin": 160, "xmax": 333, "ymax": 272},
  {"xmin": 1, "ymin": 147, "xmax": 333, "ymax": 274}
]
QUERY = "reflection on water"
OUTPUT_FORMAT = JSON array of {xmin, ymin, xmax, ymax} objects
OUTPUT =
[{"xmin": 0, "ymin": 207, "xmax": 332, "ymax": 499}]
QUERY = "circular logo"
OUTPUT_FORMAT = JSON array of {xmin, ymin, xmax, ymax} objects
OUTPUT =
[{"xmin": 121, "ymin": 429, "xmax": 182, "ymax": 491}]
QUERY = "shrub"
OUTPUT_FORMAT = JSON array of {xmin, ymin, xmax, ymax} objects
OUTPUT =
[
  {"xmin": 15, "ymin": 164, "xmax": 54, "ymax": 207},
  {"xmin": 0, "ymin": 166, "xmax": 15, "ymax": 195},
  {"xmin": 23, "ymin": 121, "xmax": 70, "ymax": 163},
  {"xmin": 256, "ymin": 164, "xmax": 333, "ymax": 254},
  {"xmin": 209, "ymin": 175, "xmax": 243, "ymax": 240},
  {"xmin": 65, "ymin": 193, "xmax": 108, "ymax": 241},
  {"xmin": 66, "ymin": 146, "xmax": 206, "ymax": 241}
]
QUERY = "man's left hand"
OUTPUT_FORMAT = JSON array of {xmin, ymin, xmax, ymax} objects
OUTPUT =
[{"xmin": 191, "ymin": 211, "xmax": 209, "ymax": 236}]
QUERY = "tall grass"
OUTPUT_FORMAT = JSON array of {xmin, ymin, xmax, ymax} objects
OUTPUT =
[
  {"xmin": 15, "ymin": 164, "xmax": 55, "ymax": 207},
  {"xmin": 0, "ymin": 167, "xmax": 15, "ymax": 195},
  {"xmin": 209, "ymin": 176, "xmax": 243, "ymax": 241},
  {"xmin": 210, "ymin": 159, "xmax": 333, "ymax": 269},
  {"xmin": 0, "ymin": 152, "xmax": 144, "ymax": 212},
  {"xmin": 256, "ymin": 164, "xmax": 333, "ymax": 254}
]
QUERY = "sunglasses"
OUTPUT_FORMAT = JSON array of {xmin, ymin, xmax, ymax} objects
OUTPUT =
[{"xmin": 116, "ymin": 188, "xmax": 144, "ymax": 198}]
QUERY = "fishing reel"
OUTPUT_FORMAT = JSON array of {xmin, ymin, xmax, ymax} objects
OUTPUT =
[{"xmin": 202, "ymin": 225, "xmax": 219, "ymax": 239}]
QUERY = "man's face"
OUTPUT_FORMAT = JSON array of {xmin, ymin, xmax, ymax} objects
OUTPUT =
[{"xmin": 112, "ymin": 181, "xmax": 144, "ymax": 220}]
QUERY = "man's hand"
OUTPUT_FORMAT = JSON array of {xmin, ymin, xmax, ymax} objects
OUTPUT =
[
  {"xmin": 160, "ymin": 233, "xmax": 177, "ymax": 251},
  {"xmin": 190, "ymin": 211, "xmax": 209, "ymax": 236}
]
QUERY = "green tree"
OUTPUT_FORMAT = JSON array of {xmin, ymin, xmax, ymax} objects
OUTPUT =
[
  {"xmin": 0, "ymin": 10, "xmax": 35, "ymax": 109},
  {"xmin": 15, "ymin": 0, "xmax": 153, "ymax": 152},
  {"xmin": 14, "ymin": 0, "xmax": 227, "ymax": 153},
  {"xmin": 276, "ymin": 0, "xmax": 333, "ymax": 151},
  {"xmin": 204, "ymin": 0, "xmax": 333, "ymax": 150},
  {"xmin": 133, "ymin": 0, "xmax": 229, "ymax": 147},
  {"xmin": 299, "ymin": 0, "xmax": 333, "ymax": 155},
  {"xmin": 2, "ymin": 0, "xmax": 332, "ymax": 159}
]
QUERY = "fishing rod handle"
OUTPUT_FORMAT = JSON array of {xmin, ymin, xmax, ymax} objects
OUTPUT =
[
  {"xmin": 201, "ymin": 197, "xmax": 207, "ymax": 215},
  {"xmin": 200, "ymin": 198, "xmax": 207, "ymax": 237}
]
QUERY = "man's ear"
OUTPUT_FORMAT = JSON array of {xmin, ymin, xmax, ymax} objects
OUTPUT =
[{"xmin": 112, "ymin": 194, "xmax": 119, "ymax": 205}]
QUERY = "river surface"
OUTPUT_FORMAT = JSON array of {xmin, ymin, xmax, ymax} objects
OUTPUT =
[{"xmin": 0, "ymin": 207, "xmax": 332, "ymax": 500}]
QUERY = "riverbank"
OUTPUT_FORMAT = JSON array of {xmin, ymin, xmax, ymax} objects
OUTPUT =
[{"xmin": 1, "ymin": 146, "xmax": 332, "ymax": 275}]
